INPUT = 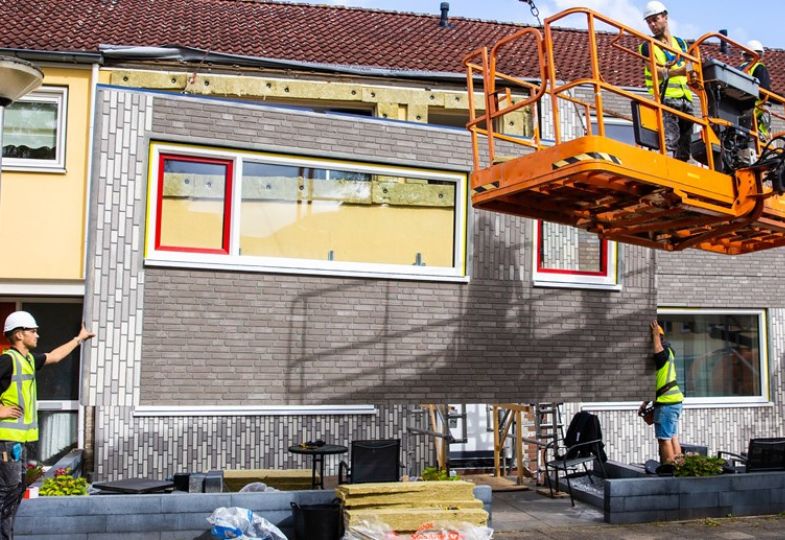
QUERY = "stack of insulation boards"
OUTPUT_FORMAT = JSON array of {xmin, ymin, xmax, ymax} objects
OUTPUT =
[{"xmin": 337, "ymin": 480, "xmax": 488, "ymax": 532}]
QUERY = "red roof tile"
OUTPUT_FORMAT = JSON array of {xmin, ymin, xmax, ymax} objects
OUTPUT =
[{"xmin": 1, "ymin": 0, "xmax": 783, "ymax": 93}]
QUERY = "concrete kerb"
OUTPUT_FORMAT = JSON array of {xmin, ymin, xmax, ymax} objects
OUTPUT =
[{"xmin": 16, "ymin": 485, "xmax": 492, "ymax": 539}]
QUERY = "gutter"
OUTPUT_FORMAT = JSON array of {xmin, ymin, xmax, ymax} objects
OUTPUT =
[
  {"xmin": 99, "ymin": 44, "xmax": 479, "ymax": 84},
  {"xmin": 0, "ymin": 47, "xmax": 102, "ymax": 65}
]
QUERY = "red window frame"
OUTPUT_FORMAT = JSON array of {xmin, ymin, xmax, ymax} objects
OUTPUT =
[
  {"xmin": 155, "ymin": 153, "xmax": 234, "ymax": 255},
  {"xmin": 536, "ymin": 220, "xmax": 608, "ymax": 276}
]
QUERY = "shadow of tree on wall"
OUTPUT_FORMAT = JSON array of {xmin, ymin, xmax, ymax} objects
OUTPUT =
[{"xmin": 277, "ymin": 211, "xmax": 656, "ymax": 405}]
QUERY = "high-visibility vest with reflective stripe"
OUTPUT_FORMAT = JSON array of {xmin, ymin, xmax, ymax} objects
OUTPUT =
[
  {"xmin": 655, "ymin": 347, "xmax": 684, "ymax": 405},
  {"xmin": 740, "ymin": 60, "xmax": 770, "ymax": 137},
  {"xmin": 640, "ymin": 36, "xmax": 693, "ymax": 101},
  {"xmin": 0, "ymin": 349, "xmax": 39, "ymax": 443}
]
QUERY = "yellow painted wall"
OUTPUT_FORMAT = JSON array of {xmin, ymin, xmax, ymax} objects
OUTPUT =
[{"xmin": 0, "ymin": 67, "xmax": 92, "ymax": 280}]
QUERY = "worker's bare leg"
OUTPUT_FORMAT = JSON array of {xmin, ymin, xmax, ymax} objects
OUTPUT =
[
  {"xmin": 672, "ymin": 435, "xmax": 682, "ymax": 459},
  {"xmin": 658, "ymin": 439, "xmax": 675, "ymax": 464}
]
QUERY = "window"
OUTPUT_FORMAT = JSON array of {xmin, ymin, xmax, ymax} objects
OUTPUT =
[
  {"xmin": 591, "ymin": 117, "xmax": 635, "ymax": 145},
  {"xmin": 657, "ymin": 309, "xmax": 768, "ymax": 404},
  {"xmin": 532, "ymin": 220, "xmax": 619, "ymax": 289},
  {"xmin": 0, "ymin": 299, "xmax": 82, "ymax": 463},
  {"xmin": 156, "ymin": 155, "xmax": 233, "ymax": 254},
  {"xmin": 146, "ymin": 143, "xmax": 468, "ymax": 280},
  {"xmin": 1, "ymin": 87, "xmax": 67, "ymax": 171}
]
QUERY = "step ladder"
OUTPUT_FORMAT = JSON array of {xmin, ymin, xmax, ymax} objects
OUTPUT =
[{"xmin": 529, "ymin": 402, "xmax": 565, "ymax": 485}]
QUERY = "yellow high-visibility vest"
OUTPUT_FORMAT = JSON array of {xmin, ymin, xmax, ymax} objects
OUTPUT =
[
  {"xmin": 655, "ymin": 347, "xmax": 684, "ymax": 405},
  {"xmin": 0, "ymin": 349, "xmax": 39, "ymax": 443},
  {"xmin": 640, "ymin": 36, "xmax": 693, "ymax": 101}
]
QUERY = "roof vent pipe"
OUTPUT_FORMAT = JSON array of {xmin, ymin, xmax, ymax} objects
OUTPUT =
[
  {"xmin": 439, "ymin": 2, "xmax": 451, "ymax": 28},
  {"xmin": 719, "ymin": 29, "xmax": 728, "ymax": 54}
]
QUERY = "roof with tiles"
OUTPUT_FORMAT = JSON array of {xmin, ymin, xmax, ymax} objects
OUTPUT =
[{"xmin": 1, "ymin": 0, "xmax": 783, "ymax": 93}]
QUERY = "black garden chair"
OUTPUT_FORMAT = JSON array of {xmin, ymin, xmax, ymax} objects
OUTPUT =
[{"xmin": 338, "ymin": 439, "xmax": 401, "ymax": 484}]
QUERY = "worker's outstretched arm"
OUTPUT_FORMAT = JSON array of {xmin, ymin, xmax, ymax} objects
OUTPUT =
[
  {"xmin": 650, "ymin": 320, "xmax": 664, "ymax": 354},
  {"xmin": 45, "ymin": 324, "xmax": 96, "ymax": 365}
]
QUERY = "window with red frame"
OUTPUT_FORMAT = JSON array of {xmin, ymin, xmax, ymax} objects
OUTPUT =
[
  {"xmin": 536, "ymin": 220, "xmax": 607, "ymax": 276},
  {"xmin": 533, "ymin": 220, "xmax": 618, "ymax": 289},
  {"xmin": 155, "ymin": 154, "xmax": 233, "ymax": 254}
]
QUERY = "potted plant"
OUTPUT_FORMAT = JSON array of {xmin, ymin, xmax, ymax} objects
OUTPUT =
[{"xmin": 39, "ymin": 467, "xmax": 88, "ymax": 496}]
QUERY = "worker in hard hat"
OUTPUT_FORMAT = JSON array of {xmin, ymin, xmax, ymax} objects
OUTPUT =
[
  {"xmin": 639, "ymin": 1, "xmax": 694, "ymax": 162},
  {"xmin": 0, "ymin": 311, "xmax": 94, "ymax": 539},
  {"xmin": 639, "ymin": 320, "xmax": 684, "ymax": 466},
  {"xmin": 739, "ymin": 39, "xmax": 772, "ymax": 141}
]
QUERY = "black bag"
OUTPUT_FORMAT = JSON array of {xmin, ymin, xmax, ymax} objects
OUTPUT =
[{"xmin": 291, "ymin": 499, "xmax": 343, "ymax": 540}]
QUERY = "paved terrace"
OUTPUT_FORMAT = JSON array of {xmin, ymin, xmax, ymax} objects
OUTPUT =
[{"xmin": 492, "ymin": 490, "xmax": 785, "ymax": 539}]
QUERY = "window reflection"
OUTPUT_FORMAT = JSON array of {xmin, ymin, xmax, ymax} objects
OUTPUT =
[{"xmin": 240, "ymin": 162, "xmax": 455, "ymax": 266}]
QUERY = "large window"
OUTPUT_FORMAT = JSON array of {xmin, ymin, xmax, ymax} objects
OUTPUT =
[
  {"xmin": 657, "ymin": 309, "xmax": 768, "ymax": 404},
  {"xmin": 1, "ymin": 87, "xmax": 67, "ymax": 171},
  {"xmin": 0, "ymin": 299, "xmax": 82, "ymax": 463},
  {"xmin": 532, "ymin": 220, "xmax": 619, "ymax": 289},
  {"xmin": 146, "ymin": 143, "xmax": 468, "ymax": 280}
]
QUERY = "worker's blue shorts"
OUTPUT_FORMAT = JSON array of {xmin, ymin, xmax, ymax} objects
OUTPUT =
[{"xmin": 654, "ymin": 403, "xmax": 682, "ymax": 440}]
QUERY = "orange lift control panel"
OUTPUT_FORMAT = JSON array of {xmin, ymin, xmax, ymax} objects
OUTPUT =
[{"xmin": 464, "ymin": 7, "xmax": 785, "ymax": 255}]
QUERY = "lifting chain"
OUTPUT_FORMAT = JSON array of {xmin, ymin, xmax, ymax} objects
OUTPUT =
[{"xmin": 519, "ymin": 0, "xmax": 543, "ymax": 27}]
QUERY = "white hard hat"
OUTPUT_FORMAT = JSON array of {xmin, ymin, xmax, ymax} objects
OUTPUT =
[
  {"xmin": 643, "ymin": 1, "xmax": 668, "ymax": 19},
  {"xmin": 3, "ymin": 311, "xmax": 38, "ymax": 333},
  {"xmin": 747, "ymin": 40, "xmax": 764, "ymax": 52}
]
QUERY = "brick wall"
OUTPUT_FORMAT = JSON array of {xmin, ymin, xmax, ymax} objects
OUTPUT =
[
  {"xmin": 87, "ymin": 86, "xmax": 659, "ymax": 477},
  {"xmin": 140, "ymin": 92, "xmax": 655, "ymax": 405}
]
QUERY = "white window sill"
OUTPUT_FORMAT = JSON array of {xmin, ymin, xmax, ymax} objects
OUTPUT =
[
  {"xmin": 133, "ymin": 405, "xmax": 378, "ymax": 417},
  {"xmin": 532, "ymin": 279, "xmax": 622, "ymax": 291},
  {"xmin": 1, "ymin": 165, "xmax": 66, "ymax": 174},
  {"xmin": 580, "ymin": 400, "xmax": 773, "ymax": 411},
  {"xmin": 144, "ymin": 257, "xmax": 470, "ymax": 283}
]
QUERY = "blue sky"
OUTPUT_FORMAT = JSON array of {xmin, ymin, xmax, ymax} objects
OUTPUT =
[{"xmin": 282, "ymin": 0, "xmax": 785, "ymax": 50}]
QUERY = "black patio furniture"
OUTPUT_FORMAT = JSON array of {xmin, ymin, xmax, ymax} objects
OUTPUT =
[
  {"xmin": 545, "ymin": 411, "xmax": 607, "ymax": 506},
  {"xmin": 718, "ymin": 437, "xmax": 785, "ymax": 473},
  {"xmin": 338, "ymin": 439, "xmax": 401, "ymax": 484},
  {"xmin": 288, "ymin": 443, "xmax": 348, "ymax": 489}
]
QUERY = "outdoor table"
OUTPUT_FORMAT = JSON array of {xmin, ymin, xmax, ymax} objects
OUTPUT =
[{"xmin": 287, "ymin": 444, "xmax": 348, "ymax": 489}]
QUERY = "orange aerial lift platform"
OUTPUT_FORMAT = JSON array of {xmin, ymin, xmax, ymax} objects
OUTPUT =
[{"xmin": 464, "ymin": 8, "xmax": 785, "ymax": 255}]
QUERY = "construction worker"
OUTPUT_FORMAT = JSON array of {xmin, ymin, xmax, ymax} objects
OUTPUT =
[
  {"xmin": 739, "ymin": 40, "xmax": 771, "ymax": 141},
  {"xmin": 0, "ymin": 311, "xmax": 94, "ymax": 540},
  {"xmin": 639, "ymin": 1, "xmax": 694, "ymax": 161},
  {"xmin": 639, "ymin": 320, "xmax": 683, "ymax": 465}
]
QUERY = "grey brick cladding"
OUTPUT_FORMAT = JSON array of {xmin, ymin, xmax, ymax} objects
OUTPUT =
[
  {"xmin": 656, "ymin": 249, "xmax": 785, "ymax": 306},
  {"xmin": 138, "ymin": 91, "xmax": 654, "ymax": 405}
]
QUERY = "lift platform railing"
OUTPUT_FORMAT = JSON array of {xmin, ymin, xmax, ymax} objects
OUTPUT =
[
  {"xmin": 464, "ymin": 27, "xmax": 546, "ymax": 169},
  {"xmin": 463, "ymin": 7, "xmax": 771, "ymax": 176}
]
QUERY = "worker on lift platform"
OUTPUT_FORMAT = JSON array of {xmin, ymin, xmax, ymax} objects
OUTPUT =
[
  {"xmin": 739, "ymin": 39, "xmax": 772, "ymax": 141},
  {"xmin": 639, "ymin": 1, "xmax": 694, "ymax": 162}
]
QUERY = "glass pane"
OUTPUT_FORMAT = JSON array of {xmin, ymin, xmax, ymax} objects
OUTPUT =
[
  {"xmin": 160, "ymin": 158, "xmax": 229, "ymax": 251},
  {"xmin": 22, "ymin": 302, "xmax": 82, "ymax": 400},
  {"xmin": 591, "ymin": 121, "xmax": 635, "ymax": 145},
  {"xmin": 2, "ymin": 100, "xmax": 58, "ymax": 160},
  {"xmin": 34, "ymin": 411, "xmax": 78, "ymax": 464},
  {"xmin": 658, "ymin": 313, "xmax": 762, "ymax": 398},
  {"xmin": 240, "ymin": 162, "xmax": 456, "ymax": 266},
  {"xmin": 540, "ymin": 222, "xmax": 603, "ymax": 273}
]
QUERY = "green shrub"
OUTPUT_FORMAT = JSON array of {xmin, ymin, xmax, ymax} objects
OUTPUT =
[
  {"xmin": 421, "ymin": 466, "xmax": 459, "ymax": 481},
  {"xmin": 39, "ymin": 468, "xmax": 88, "ymax": 496},
  {"xmin": 674, "ymin": 454, "xmax": 725, "ymax": 477}
]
